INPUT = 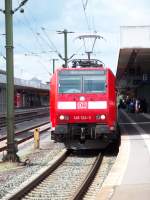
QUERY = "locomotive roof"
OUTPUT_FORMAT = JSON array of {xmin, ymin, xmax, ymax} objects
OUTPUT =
[
  {"xmin": 58, "ymin": 69, "xmax": 106, "ymax": 76},
  {"xmin": 71, "ymin": 59, "xmax": 104, "ymax": 68}
]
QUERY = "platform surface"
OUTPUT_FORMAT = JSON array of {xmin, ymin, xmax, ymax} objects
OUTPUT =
[{"xmin": 96, "ymin": 110, "xmax": 150, "ymax": 200}]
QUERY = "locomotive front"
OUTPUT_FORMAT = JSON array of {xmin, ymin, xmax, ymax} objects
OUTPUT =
[{"xmin": 50, "ymin": 63, "xmax": 118, "ymax": 150}]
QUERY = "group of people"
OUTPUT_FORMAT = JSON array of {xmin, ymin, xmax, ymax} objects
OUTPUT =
[{"xmin": 118, "ymin": 96, "xmax": 148, "ymax": 113}]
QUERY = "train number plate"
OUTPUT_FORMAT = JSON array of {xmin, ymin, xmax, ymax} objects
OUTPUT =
[
  {"xmin": 73, "ymin": 116, "xmax": 92, "ymax": 120},
  {"xmin": 77, "ymin": 102, "xmax": 88, "ymax": 109}
]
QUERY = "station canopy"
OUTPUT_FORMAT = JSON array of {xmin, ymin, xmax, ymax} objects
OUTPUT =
[{"xmin": 116, "ymin": 26, "xmax": 150, "ymax": 94}]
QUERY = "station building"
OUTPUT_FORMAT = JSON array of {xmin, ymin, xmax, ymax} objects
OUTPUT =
[
  {"xmin": 116, "ymin": 26, "xmax": 150, "ymax": 110},
  {"xmin": 0, "ymin": 69, "xmax": 49, "ymax": 113}
]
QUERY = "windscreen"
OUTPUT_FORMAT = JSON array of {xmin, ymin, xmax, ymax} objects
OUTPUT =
[
  {"xmin": 58, "ymin": 70, "xmax": 106, "ymax": 94},
  {"xmin": 59, "ymin": 76, "xmax": 81, "ymax": 93},
  {"xmin": 83, "ymin": 76, "xmax": 106, "ymax": 93}
]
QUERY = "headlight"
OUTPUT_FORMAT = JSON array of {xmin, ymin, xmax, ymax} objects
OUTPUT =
[
  {"xmin": 59, "ymin": 115, "xmax": 69, "ymax": 120},
  {"xmin": 101, "ymin": 115, "xmax": 106, "ymax": 120},
  {"xmin": 60, "ymin": 115, "xmax": 64, "ymax": 120}
]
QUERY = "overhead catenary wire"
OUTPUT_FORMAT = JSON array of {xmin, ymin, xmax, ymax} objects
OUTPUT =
[
  {"xmin": 36, "ymin": 59, "xmax": 52, "ymax": 76},
  {"xmin": 19, "ymin": 5, "xmax": 60, "ymax": 62},
  {"xmin": 80, "ymin": 0, "xmax": 91, "ymax": 31},
  {"xmin": 17, "ymin": 3, "xmax": 59, "ymax": 75},
  {"xmin": 14, "ymin": 12, "xmax": 53, "ymax": 76},
  {"xmin": 41, "ymin": 27, "xmax": 62, "ymax": 57},
  {"xmin": 16, "ymin": 0, "xmax": 58, "ymax": 54},
  {"xmin": 13, "ymin": 3, "xmax": 57, "ymax": 78},
  {"xmin": 83, "ymin": 0, "xmax": 89, "ymax": 10},
  {"xmin": 16, "ymin": 7, "xmax": 51, "ymax": 53},
  {"xmin": 80, "ymin": 0, "xmax": 97, "ymax": 33},
  {"xmin": 15, "ymin": 43, "xmax": 52, "ymax": 62},
  {"xmin": 36, "ymin": 31, "xmax": 56, "ymax": 53},
  {"xmin": 15, "ymin": 43, "xmax": 34, "ymax": 54},
  {"xmin": 26, "ymin": 51, "xmax": 53, "ymax": 75},
  {"xmin": 79, "ymin": 0, "xmax": 104, "ymax": 60},
  {"xmin": 17, "ymin": 0, "xmax": 39, "ymax": 32},
  {"xmin": 14, "ymin": 7, "xmax": 52, "ymax": 56},
  {"xmin": 23, "ymin": 53, "xmax": 52, "ymax": 76},
  {"xmin": 22, "ymin": 13, "xmax": 47, "ymax": 52},
  {"xmin": 0, "ymin": 1, "xmax": 57, "ymax": 81},
  {"xmin": 92, "ymin": 16, "xmax": 97, "ymax": 33},
  {"xmin": 79, "ymin": 0, "xmax": 98, "ymax": 57},
  {"xmin": 41, "ymin": 27, "xmax": 58, "ymax": 51},
  {"xmin": 23, "ymin": 2, "xmax": 39, "ymax": 29}
]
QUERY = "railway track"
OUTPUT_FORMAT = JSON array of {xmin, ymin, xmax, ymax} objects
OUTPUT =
[
  {"xmin": 4, "ymin": 151, "xmax": 103, "ymax": 200},
  {"xmin": 0, "ymin": 107, "xmax": 49, "ymax": 128},
  {"xmin": 72, "ymin": 153, "xmax": 103, "ymax": 200},
  {"xmin": 0, "ymin": 122, "xmax": 50, "ymax": 153}
]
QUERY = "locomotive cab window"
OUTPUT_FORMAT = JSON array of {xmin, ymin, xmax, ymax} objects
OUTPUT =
[
  {"xmin": 83, "ymin": 76, "xmax": 106, "ymax": 93},
  {"xmin": 58, "ymin": 70, "xmax": 106, "ymax": 94},
  {"xmin": 59, "ymin": 76, "xmax": 81, "ymax": 93}
]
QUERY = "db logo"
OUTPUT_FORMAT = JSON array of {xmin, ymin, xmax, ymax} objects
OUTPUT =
[{"xmin": 77, "ymin": 102, "xmax": 87, "ymax": 109}]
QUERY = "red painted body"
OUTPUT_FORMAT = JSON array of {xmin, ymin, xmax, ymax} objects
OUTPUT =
[{"xmin": 50, "ymin": 66, "xmax": 118, "ymax": 150}]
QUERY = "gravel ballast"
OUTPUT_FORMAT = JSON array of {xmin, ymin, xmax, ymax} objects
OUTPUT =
[{"xmin": 0, "ymin": 132, "xmax": 64, "ymax": 199}]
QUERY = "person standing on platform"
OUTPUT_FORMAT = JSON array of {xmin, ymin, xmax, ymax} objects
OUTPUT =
[{"xmin": 135, "ymin": 98, "xmax": 140, "ymax": 113}]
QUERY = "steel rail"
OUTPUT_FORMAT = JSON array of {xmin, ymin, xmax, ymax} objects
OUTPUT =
[
  {"xmin": 4, "ymin": 149, "xmax": 69, "ymax": 200},
  {"xmin": 0, "ymin": 110, "xmax": 49, "ymax": 128},
  {"xmin": 0, "ymin": 107, "xmax": 49, "ymax": 118},
  {"xmin": 0, "ymin": 121, "xmax": 49, "ymax": 142},
  {"xmin": 0, "ymin": 122, "xmax": 50, "ymax": 152},
  {"xmin": 72, "ymin": 153, "xmax": 103, "ymax": 200}
]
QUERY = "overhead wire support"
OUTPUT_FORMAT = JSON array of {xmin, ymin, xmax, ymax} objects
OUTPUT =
[
  {"xmin": 0, "ymin": 8, "xmax": 4, "ymax": 13},
  {"xmin": 2, "ymin": 0, "xmax": 29, "ymax": 162},
  {"xmin": 13, "ymin": 0, "xmax": 28, "ymax": 13},
  {"xmin": 49, "ymin": 58, "xmax": 59, "ymax": 73},
  {"xmin": 57, "ymin": 29, "xmax": 74, "ymax": 68},
  {"xmin": 0, "ymin": 54, "xmax": 6, "ymax": 60},
  {"xmin": 0, "ymin": 0, "xmax": 29, "ymax": 15}
]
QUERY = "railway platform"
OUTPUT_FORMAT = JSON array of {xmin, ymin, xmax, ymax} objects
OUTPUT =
[
  {"xmin": 0, "ymin": 69, "xmax": 49, "ymax": 113},
  {"xmin": 96, "ymin": 109, "xmax": 150, "ymax": 200}
]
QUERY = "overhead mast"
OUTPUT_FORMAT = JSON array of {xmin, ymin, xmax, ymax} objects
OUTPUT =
[
  {"xmin": 0, "ymin": 0, "xmax": 29, "ymax": 162},
  {"xmin": 57, "ymin": 29, "xmax": 74, "ymax": 68}
]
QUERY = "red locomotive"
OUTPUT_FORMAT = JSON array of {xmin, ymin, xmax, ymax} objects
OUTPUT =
[{"xmin": 50, "ymin": 59, "xmax": 120, "ymax": 150}]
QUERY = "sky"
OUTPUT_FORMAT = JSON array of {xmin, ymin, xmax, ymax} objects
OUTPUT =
[{"xmin": 0, "ymin": 0, "xmax": 150, "ymax": 83}]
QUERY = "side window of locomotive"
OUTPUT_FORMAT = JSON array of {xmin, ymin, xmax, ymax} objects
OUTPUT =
[
  {"xmin": 58, "ymin": 76, "xmax": 81, "ymax": 93},
  {"xmin": 83, "ymin": 75, "xmax": 106, "ymax": 93}
]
